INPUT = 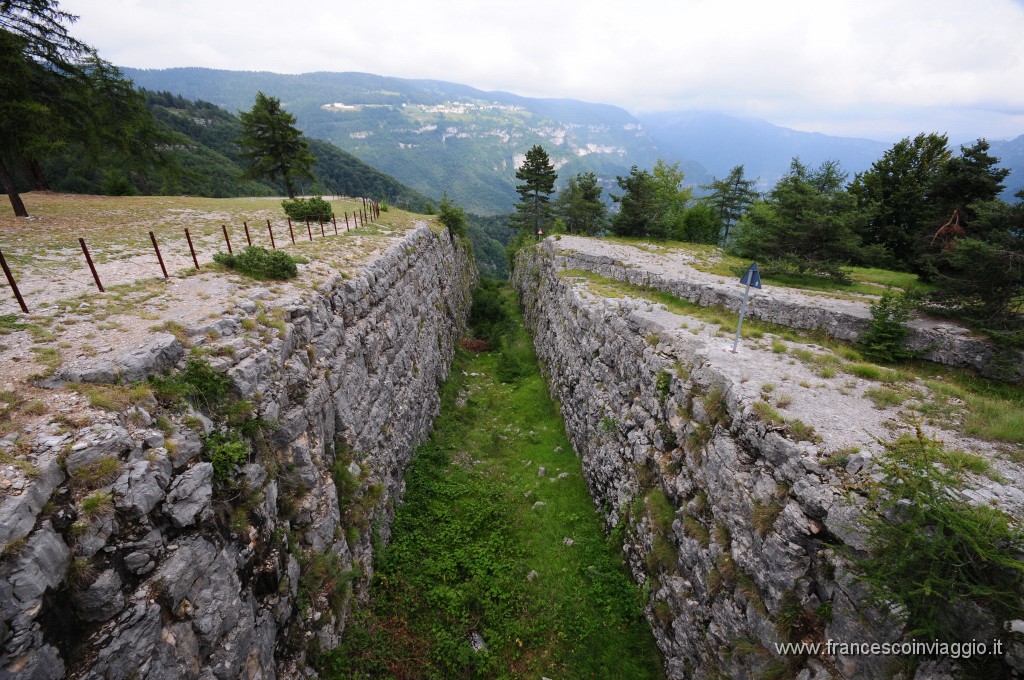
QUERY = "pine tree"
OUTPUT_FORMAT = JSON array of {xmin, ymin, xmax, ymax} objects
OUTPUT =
[
  {"xmin": 700, "ymin": 165, "xmax": 759, "ymax": 244},
  {"xmin": 511, "ymin": 145, "xmax": 556, "ymax": 236},
  {"xmin": 238, "ymin": 92, "xmax": 314, "ymax": 198},
  {"xmin": 611, "ymin": 166, "xmax": 658, "ymax": 237},
  {"xmin": 555, "ymin": 171, "xmax": 607, "ymax": 235},
  {"xmin": 731, "ymin": 158, "xmax": 861, "ymax": 281},
  {"xmin": 1, "ymin": 0, "xmax": 87, "ymax": 215}
]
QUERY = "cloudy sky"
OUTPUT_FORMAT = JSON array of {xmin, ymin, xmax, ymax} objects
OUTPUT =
[{"xmin": 61, "ymin": 0, "xmax": 1024, "ymax": 143}]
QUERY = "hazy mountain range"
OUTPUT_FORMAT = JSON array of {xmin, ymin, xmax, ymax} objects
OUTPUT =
[{"xmin": 123, "ymin": 67, "xmax": 1024, "ymax": 214}]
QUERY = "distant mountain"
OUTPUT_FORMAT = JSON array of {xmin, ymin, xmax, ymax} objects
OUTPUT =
[
  {"xmin": 637, "ymin": 111, "xmax": 890, "ymax": 190},
  {"xmin": 989, "ymin": 135, "xmax": 1024, "ymax": 200},
  {"xmin": 38, "ymin": 89, "xmax": 432, "ymax": 211},
  {"xmin": 121, "ymin": 68, "xmax": 1022, "ymax": 211},
  {"xmin": 144, "ymin": 91, "xmax": 432, "ymax": 209},
  {"xmin": 121, "ymin": 68, "xmax": 699, "ymax": 214}
]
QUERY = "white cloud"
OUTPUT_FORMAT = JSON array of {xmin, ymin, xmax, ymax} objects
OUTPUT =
[{"xmin": 61, "ymin": 0, "xmax": 1024, "ymax": 140}]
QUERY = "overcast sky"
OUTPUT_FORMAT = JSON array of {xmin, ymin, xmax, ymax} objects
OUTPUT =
[{"xmin": 60, "ymin": 0, "xmax": 1024, "ymax": 143}]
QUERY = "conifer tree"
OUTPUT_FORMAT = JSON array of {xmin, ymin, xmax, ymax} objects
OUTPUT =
[
  {"xmin": 1, "ymin": 2, "xmax": 168, "ymax": 214},
  {"xmin": 555, "ymin": 171, "xmax": 607, "ymax": 235},
  {"xmin": 700, "ymin": 165, "xmax": 759, "ymax": 244},
  {"xmin": 238, "ymin": 92, "xmax": 314, "ymax": 198},
  {"xmin": 731, "ymin": 158, "xmax": 861, "ymax": 281},
  {"xmin": 511, "ymin": 145, "xmax": 556, "ymax": 236}
]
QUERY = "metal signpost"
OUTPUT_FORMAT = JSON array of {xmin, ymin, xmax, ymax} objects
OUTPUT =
[{"xmin": 732, "ymin": 262, "xmax": 761, "ymax": 352}]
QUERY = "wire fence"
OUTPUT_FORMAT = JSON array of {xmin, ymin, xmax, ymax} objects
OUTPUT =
[{"xmin": 0, "ymin": 199, "xmax": 382, "ymax": 315}]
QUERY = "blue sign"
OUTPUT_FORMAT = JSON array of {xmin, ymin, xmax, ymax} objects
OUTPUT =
[{"xmin": 739, "ymin": 262, "xmax": 762, "ymax": 289}]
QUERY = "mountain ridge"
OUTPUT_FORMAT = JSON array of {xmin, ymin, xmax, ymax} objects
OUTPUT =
[{"xmin": 122, "ymin": 67, "xmax": 1024, "ymax": 210}]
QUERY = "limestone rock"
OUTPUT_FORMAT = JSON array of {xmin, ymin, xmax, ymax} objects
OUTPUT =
[
  {"xmin": 72, "ymin": 568, "xmax": 124, "ymax": 622},
  {"xmin": 163, "ymin": 462, "xmax": 213, "ymax": 528},
  {"xmin": 112, "ymin": 460, "xmax": 166, "ymax": 518}
]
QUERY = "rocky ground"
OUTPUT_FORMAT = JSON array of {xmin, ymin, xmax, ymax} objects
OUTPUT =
[
  {"xmin": 548, "ymin": 234, "xmax": 1024, "ymax": 513},
  {"xmin": 517, "ymin": 236, "xmax": 1024, "ymax": 678},
  {"xmin": 1, "ymin": 193, "xmax": 470, "ymax": 679}
]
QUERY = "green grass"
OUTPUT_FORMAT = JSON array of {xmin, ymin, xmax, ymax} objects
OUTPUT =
[
  {"xmin": 320, "ymin": 284, "xmax": 663, "ymax": 679},
  {"xmin": 563, "ymin": 265, "xmax": 1024, "ymax": 451},
  {"xmin": 844, "ymin": 265, "xmax": 933, "ymax": 293},
  {"xmin": 590, "ymin": 236, "xmax": 930, "ymax": 297}
]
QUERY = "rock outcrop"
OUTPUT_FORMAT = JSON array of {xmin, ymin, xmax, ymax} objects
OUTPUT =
[
  {"xmin": 0, "ymin": 224, "xmax": 474, "ymax": 678},
  {"xmin": 514, "ymin": 239, "xmax": 1023, "ymax": 679}
]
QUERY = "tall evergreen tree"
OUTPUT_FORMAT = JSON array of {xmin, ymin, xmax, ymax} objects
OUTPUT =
[
  {"xmin": 555, "ymin": 171, "xmax": 607, "ymax": 235},
  {"xmin": 700, "ymin": 165, "xmax": 759, "ymax": 244},
  {"xmin": 611, "ymin": 166, "xmax": 659, "ymax": 237},
  {"xmin": 1, "ymin": 0, "xmax": 87, "ymax": 215},
  {"xmin": 610, "ymin": 160, "xmax": 693, "ymax": 239},
  {"xmin": 927, "ymin": 193, "xmax": 1024, "ymax": 332},
  {"xmin": 849, "ymin": 133, "xmax": 952, "ymax": 267},
  {"xmin": 511, "ymin": 145, "xmax": 556, "ymax": 236},
  {"xmin": 650, "ymin": 159, "xmax": 692, "ymax": 239},
  {"xmin": 1, "ymin": 2, "xmax": 167, "ymax": 214},
  {"xmin": 852, "ymin": 134, "xmax": 1010, "ymax": 272},
  {"xmin": 731, "ymin": 158, "xmax": 861, "ymax": 281},
  {"xmin": 930, "ymin": 139, "xmax": 1009, "ymax": 224},
  {"xmin": 237, "ymin": 91, "xmax": 314, "ymax": 198}
]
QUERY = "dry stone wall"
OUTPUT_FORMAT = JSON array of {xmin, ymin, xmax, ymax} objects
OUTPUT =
[
  {"xmin": 514, "ymin": 240, "xmax": 1023, "ymax": 680},
  {"xmin": 0, "ymin": 225, "xmax": 474, "ymax": 679},
  {"xmin": 556, "ymin": 238, "xmax": 1024, "ymax": 383}
]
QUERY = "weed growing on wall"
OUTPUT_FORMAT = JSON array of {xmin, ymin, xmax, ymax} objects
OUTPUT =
[{"xmin": 151, "ymin": 354, "xmax": 268, "ymax": 488}]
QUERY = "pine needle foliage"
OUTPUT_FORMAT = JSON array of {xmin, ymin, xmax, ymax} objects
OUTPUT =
[{"xmin": 856, "ymin": 427, "xmax": 1024, "ymax": 650}]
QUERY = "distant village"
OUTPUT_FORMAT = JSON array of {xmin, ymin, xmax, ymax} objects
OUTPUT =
[{"xmin": 321, "ymin": 99, "xmax": 526, "ymax": 115}]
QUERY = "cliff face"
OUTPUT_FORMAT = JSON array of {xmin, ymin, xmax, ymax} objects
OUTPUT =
[
  {"xmin": 514, "ymin": 240, "xmax": 1024, "ymax": 679},
  {"xmin": 0, "ymin": 225, "xmax": 475, "ymax": 679}
]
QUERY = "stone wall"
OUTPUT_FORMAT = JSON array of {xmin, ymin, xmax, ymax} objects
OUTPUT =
[
  {"xmin": 557, "ymin": 245, "xmax": 1024, "ymax": 383},
  {"xmin": 514, "ymin": 241, "xmax": 1023, "ymax": 679},
  {"xmin": 0, "ymin": 225, "xmax": 474, "ymax": 679}
]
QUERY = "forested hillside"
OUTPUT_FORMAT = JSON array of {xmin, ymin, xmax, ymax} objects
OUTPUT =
[
  {"xmin": 35, "ymin": 90, "xmax": 434, "ymax": 211},
  {"xmin": 121, "ymin": 68, "xmax": 676, "ymax": 214}
]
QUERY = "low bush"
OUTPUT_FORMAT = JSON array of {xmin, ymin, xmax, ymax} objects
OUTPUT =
[
  {"xmin": 151, "ymin": 357, "xmax": 233, "ymax": 414},
  {"xmin": 213, "ymin": 246, "xmax": 299, "ymax": 280},
  {"xmin": 282, "ymin": 196, "xmax": 332, "ymax": 222},
  {"xmin": 203, "ymin": 431, "xmax": 250, "ymax": 486},
  {"xmin": 857, "ymin": 289, "xmax": 917, "ymax": 363}
]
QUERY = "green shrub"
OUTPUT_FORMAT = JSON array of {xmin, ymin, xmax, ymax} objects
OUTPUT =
[
  {"xmin": 282, "ymin": 196, "xmax": 332, "ymax": 222},
  {"xmin": 213, "ymin": 246, "xmax": 299, "ymax": 280},
  {"xmin": 495, "ymin": 346, "xmax": 527, "ymax": 383},
  {"xmin": 857, "ymin": 428, "xmax": 1024, "ymax": 646},
  {"xmin": 204, "ymin": 431, "xmax": 250, "ymax": 485},
  {"xmin": 857, "ymin": 289, "xmax": 917, "ymax": 363},
  {"xmin": 655, "ymin": 371, "xmax": 672, "ymax": 406},
  {"xmin": 468, "ymin": 278, "xmax": 511, "ymax": 342},
  {"xmin": 151, "ymin": 357, "xmax": 233, "ymax": 414}
]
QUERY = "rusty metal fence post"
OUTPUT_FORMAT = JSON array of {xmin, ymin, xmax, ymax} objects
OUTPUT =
[
  {"xmin": 0, "ymin": 247, "xmax": 28, "ymax": 313},
  {"xmin": 79, "ymin": 238, "xmax": 104, "ymax": 292},
  {"xmin": 150, "ymin": 231, "xmax": 169, "ymax": 279},
  {"xmin": 184, "ymin": 229, "xmax": 200, "ymax": 270}
]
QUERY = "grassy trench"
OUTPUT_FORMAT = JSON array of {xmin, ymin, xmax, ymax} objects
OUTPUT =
[{"xmin": 319, "ymin": 281, "xmax": 664, "ymax": 679}]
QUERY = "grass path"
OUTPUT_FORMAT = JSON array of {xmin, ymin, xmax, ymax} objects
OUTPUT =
[{"xmin": 320, "ymin": 285, "xmax": 664, "ymax": 679}]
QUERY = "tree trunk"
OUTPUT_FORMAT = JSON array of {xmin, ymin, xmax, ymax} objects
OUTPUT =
[
  {"xmin": 22, "ymin": 158, "xmax": 50, "ymax": 191},
  {"xmin": 0, "ymin": 159, "xmax": 28, "ymax": 217}
]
